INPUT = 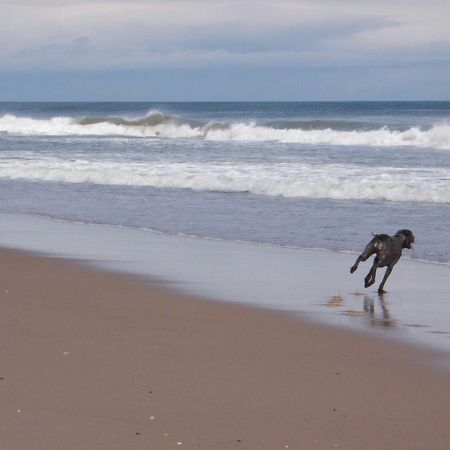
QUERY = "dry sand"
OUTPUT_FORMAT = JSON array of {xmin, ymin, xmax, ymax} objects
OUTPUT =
[{"xmin": 0, "ymin": 248, "xmax": 449, "ymax": 450}]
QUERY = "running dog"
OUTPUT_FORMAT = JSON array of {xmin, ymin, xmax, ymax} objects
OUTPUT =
[{"xmin": 350, "ymin": 230, "xmax": 415, "ymax": 293}]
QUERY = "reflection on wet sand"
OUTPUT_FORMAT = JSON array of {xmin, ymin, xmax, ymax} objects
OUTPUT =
[
  {"xmin": 324, "ymin": 293, "xmax": 396, "ymax": 328},
  {"xmin": 363, "ymin": 295, "xmax": 395, "ymax": 327},
  {"xmin": 323, "ymin": 293, "xmax": 449, "ymax": 341}
]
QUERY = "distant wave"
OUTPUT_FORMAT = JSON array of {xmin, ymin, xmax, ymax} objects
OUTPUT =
[
  {"xmin": 78, "ymin": 111, "xmax": 203, "ymax": 128},
  {"xmin": 1, "ymin": 159, "xmax": 449, "ymax": 203},
  {"xmin": 1, "ymin": 112, "xmax": 450, "ymax": 149}
]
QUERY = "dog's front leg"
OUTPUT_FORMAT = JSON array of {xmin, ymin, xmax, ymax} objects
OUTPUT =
[{"xmin": 378, "ymin": 266, "xmax": 393, "ymax": 293}]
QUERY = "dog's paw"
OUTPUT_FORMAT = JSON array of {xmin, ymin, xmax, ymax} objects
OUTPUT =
[{"xmin": 350, "ymin": 266, "xmax": 357, "ymax": 273}]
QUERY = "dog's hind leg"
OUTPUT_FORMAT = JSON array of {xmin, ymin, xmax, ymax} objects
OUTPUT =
[
  {"xmin": 350, "ymin": 256, "xmax": 363, "ymax": 273},
  {"xmin": 378, "ymin": 266, "xmax": 393, "ymax": 293},
  {"xmin": 350, "ymin": 241, "xmax": 376, "ymax": 274},
  {"xmin": 364, "ymin": 258, "xmax": 379, "ymax": 288},
  {"xmin": 351, "ymin": 253, "xmax": 372, "ymax": 274}
]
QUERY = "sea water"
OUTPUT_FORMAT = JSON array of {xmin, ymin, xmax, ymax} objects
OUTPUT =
[{"xmin": 1, "ymin": 102, "xmax": 450, "ymax": 263}]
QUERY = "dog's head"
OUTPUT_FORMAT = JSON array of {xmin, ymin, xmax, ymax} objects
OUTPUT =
[{"xmin": 396, "ymin": 229, "xmax": 415, "ymax": 249}]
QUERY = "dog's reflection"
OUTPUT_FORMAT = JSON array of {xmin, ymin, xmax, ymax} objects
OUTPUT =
[
  {"xmin": 327, "ymin": 293, "xmax": 396, "ymax": 328},
  {"xmin": 363, "ymin": 294, "xmax": 395, "ymax": 327}
]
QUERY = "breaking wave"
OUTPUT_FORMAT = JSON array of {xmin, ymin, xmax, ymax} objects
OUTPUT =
[
  {"xmin": 1, "ymin": 159, "xmax": 449, "ymax": 203},
  {"xmin": 1, "ymin": 112, "xmax": 450, "ymax": 149}
]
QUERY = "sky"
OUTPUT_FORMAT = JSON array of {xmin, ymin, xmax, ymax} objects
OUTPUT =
[{"xmin": 1, "ymin": 0, "xmax": 449, "ymax": 101}]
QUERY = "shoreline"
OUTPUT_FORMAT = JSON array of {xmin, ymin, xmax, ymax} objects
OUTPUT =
[
  {"xmin": 1, "ymin": 247, "xmax": 450, "ymax": 449},
  {"xmin": 1, "ymin": 213, "xmax": 450, "ymax": 354}
]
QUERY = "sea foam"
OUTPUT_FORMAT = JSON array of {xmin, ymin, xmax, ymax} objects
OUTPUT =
[{"xmin": 1, "ymin": 159, "xmax": 449, "ymax": 203}]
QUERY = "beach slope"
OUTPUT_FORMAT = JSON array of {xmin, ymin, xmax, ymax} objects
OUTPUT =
[{"xmin": 0, "ymin": 248, "xmax": 449, "ymax": 450}]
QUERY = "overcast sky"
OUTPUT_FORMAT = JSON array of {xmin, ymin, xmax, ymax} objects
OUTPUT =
[{"xmin": 1, "ymin": 0, "xmax": 449, "ymax": 101}]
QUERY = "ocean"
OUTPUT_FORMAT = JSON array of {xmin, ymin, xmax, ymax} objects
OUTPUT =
[{"xmin": 1, "ymin": 101, "xmax": 450, "ymax": 264}]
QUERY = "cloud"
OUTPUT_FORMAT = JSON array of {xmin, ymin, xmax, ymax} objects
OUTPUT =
[{"xmin": 1, "ymin": 0, "xmax": 449, "ymax": 71}]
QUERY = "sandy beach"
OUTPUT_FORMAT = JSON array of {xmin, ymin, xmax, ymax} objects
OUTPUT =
[{"xmin": 1, "ymin": 247, "xmax": 449, "ymax": 450}]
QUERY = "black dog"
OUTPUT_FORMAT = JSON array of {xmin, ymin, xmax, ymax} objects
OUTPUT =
[{"xmin": 350, "ymin": 230, "xmax": 415, "ymax": 293}]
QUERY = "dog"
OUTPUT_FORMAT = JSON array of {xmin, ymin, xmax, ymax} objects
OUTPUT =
[{"xmin": 350, "ymin": 230, "xmax": 415, "ymax": 293}]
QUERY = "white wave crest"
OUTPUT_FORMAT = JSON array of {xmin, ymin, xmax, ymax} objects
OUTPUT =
[
  {"xmin": 1, "ymin": 114, "xmax": 450, "ymax": 149},
  {"xmin": 205, "ymin": 122, "xmax": 450, "ymax": 149},
  {"xmin": 1, "ymin": 159, "xmax": 449, "ymax": 203},
  {"xmin": 0, "ymin": 114, "xmax": 203, "ymax": 138}
]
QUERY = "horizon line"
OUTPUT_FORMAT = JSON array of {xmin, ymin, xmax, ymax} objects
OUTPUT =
[{"xmin": 2, "ymin": 99, "xmax": 450, "ymax": 103}]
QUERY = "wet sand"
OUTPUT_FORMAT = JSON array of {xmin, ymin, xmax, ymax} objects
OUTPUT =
[{"xmin": 1, "ymin": 248, "xmax": 449, "ymax": 450}]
